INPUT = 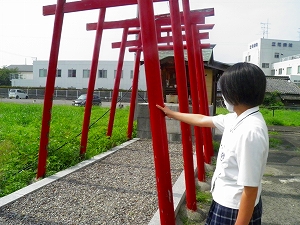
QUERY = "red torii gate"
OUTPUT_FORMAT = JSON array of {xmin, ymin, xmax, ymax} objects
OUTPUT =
[
  {"xmin": 107, "ymin": 10, "xmax": 215, "ymax": 181},
  {"xmin": 86, "ymin": 10, "xmax": 213, "ymax": 211},
  {"xmin": 86, "ymin": 9, "xmax": 213, "ymax": 139},
  {"xmin": 38, "ymin": 0, "xmax": 215, "ymax": 224}
]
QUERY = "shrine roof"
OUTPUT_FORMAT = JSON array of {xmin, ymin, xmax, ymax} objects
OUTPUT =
[{"xmin": 158, "ymin": 48, "xmax": 213, "ymax": 62}]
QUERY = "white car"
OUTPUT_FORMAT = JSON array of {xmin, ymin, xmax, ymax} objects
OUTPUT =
[{"xmin": 8, "ymin": 89, "xmax": 29, "ymax": 99}]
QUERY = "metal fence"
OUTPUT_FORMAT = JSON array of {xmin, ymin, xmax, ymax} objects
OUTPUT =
[{"xmin": 0, "ymin": 87, "xmax": 148, "ymax": 103}]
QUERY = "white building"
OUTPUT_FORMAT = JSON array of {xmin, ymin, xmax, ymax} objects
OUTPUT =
[
  {"xmin": 243, "ymin": 38, "xmax": 300, "ymax": 76},
  {"xmin": 7, "ymin": 65, "xmax": 33, "ymax": 86},
  {"xmin": 11, "ymin": 60, "xmax": 147, "ymax": 91},
  {"xmin": 271, "ymin": 54, "xmax": 300, "ymax": 87}
]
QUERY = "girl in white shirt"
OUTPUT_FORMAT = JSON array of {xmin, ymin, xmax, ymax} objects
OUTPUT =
[{"xmin": 157, "ymin": 62, "xmax": 269, "ymax": 225}]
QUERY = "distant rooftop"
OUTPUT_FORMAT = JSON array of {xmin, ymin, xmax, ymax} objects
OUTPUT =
[
  {"xmin": 7, "ymin": 65, "xmax": 33, "ymax": 72},
  {"xmin": 158, "ymin": 48, "xmax": 214, "ymax": 62},
  {"xmin": 281, "ymin": 54, "xmax": 300, "ymax": 62},
  {"xmin": 266, "ymin": 77, "xmax": 300, "ymax": 95}
]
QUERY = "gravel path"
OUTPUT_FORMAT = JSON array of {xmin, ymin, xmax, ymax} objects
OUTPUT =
[{"xmin": 0, "ymin": 139, "xmax": 184, "ymax": 225}]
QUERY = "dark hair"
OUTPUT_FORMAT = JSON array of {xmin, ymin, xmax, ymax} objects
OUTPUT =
[{"xmin": 219, "ymin": 62, "xmax": 266, "ymax": 107}]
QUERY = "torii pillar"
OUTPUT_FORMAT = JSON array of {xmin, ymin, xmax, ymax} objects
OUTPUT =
[{"xmin": 137, "ymin": 0, "xmax": 176, "ymax": 223}]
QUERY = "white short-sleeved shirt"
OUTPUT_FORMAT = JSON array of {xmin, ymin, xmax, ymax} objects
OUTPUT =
[{"xmin": 211, "ymin": 106, "xmax": 269, "ymax": 209}]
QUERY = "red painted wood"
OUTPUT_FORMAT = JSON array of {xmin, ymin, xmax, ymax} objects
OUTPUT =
[
  {"xmin": 37, "ymin": 0, "xmax": 66, "ymax": 179},
  {"xmin": 169, "ymin": 0, "xmax": 197, "ymax": 211},
  {"xmin": 192, "ymin": 25, "xmax": 214, "ymax": 161},
  {"xmin": 80, "ymin": 8, "xmax": 106, "ymax": 155},
  {"xmin": 43, "ymin": 0, "xmax": 168, "ymax": 16},
  {"xmin": 182, "ymin": 0, "xmax": 206, "ymax": 182},
  {"xmin": 106, "ymin": 27, "xmax": 129, "ymax": 137},
  {"xmin": 128, "ymin": 43, "xmax": 211, "ymax": 52},
  {"xmin": 127, "ymin": 48, "xmax": 141, "ymax": 139},
  {"xmin": 86, "ymin": 8, "xmax": 213, "ymax": 30},
  {"xmin": 111, "ymin": 32, "xmax": 209, "ymax": 49},
  {"xmin": 137, "ymin": 0, "xmax": 175, "ymax": 223}
]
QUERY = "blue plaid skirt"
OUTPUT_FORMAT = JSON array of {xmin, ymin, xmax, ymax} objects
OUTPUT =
[{"xmin": 205, "ymin": 197, "xmax": 262, "ymax": 225}]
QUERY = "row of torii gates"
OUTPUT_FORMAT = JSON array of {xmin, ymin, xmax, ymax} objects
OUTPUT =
[{"xmin": 37, "ymin": 0, "xmax": 215, "ymax": 224}]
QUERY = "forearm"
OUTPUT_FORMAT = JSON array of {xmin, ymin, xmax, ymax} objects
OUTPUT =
[
  {"xmin": 167, "ymin": 110, "xmax": 215, "ymax": 127},
  {"xmin": 156, "ymin": 104, "xmax": 215, "ymax": 127},
  {"xmin": 235, "ymin": 186, "xmax": 258, "ymax": 225},
  {"xmin": 168, "ymin": 111, "xmax": 201, "ymax": 125}
]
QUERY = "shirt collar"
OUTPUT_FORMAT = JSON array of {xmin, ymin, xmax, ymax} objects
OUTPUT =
[
  {"xmin": 230, "ymin": 106, "xmax": 260, "ymax": 132},
  {"xmin": 237, "ymin": 106, "xmax": 259, "ymax": 119}
]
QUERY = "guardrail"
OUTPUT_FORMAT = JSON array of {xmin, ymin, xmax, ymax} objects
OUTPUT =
[{"xmin": 0, "ymin": 87, "xmax": 148, "ymax": 103}]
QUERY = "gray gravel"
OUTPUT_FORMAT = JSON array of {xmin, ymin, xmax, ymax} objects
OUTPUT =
[{"xmin": 0, "ymin": 139, "xmax": 184, "ymax": 225}]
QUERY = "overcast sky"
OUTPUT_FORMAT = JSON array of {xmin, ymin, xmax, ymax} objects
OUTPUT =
[{"xmin": 0, "ymin": 0, "xmax": 299, "ymax": 68}]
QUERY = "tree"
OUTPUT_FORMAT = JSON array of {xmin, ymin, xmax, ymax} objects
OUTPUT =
[
  {"xmin": 263, "ymin": 91, "xmax": 284, "ymax": 107},
  {"xmin": 0, "ymin": 66, "xmax": 18, "ymax": 86}
]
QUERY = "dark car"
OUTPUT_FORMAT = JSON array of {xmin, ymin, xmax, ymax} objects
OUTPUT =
[{"xmin": 72, "ymin": 94, "xmax": 102, "ymax": 106}]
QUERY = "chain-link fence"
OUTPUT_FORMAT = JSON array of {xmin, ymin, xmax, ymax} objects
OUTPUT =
[{"xmin": 0, "ymin": 87, "xmax": 148, "ymax": 103}]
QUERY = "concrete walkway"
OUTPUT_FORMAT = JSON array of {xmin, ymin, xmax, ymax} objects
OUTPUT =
[{"xmin": 261, "ymin": 126, "xmax": 300, "ymax": 225}]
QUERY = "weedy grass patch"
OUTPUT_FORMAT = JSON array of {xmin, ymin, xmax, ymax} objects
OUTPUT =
[
  {"xmin": 0, "ymin": 103, "xmax": 135, "ymax": 197},
  {"xmin": 269, "ymin": 137, "xmax": 283, "ymax": 148},
  {"xmin": 260, "ymin": 108, "xmax": 300, "ymax": 126},
  {"xmin": 218, "ymin": 107, "xmax": 300, "ymax": 126}
]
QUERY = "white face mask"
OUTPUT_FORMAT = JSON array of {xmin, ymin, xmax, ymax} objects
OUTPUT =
[{"xmin": 222, "ymin": 96, "xmax": 234, "ymax": 112}]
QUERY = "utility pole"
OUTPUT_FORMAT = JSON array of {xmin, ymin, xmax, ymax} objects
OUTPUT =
[{"xmin": 261, "ymin": 20, "xmax": 270, "ymax": 39}]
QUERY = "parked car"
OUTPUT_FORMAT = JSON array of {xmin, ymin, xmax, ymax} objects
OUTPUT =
[
  {"xmin": 8, "ymin": 89, "xmax": 29, "ymax": 99},
  {"xmin": 72, "ymin": 94, "xmax": 102, "ymax": 106}
]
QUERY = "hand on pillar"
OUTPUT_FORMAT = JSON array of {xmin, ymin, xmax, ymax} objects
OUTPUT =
[{"xmin": 156, "ymin": 104, "xmax": 174, "ymax": 118}]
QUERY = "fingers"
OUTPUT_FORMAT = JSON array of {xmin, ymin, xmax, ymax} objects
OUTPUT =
[
  {"xmin": 156, "ymin": 104, "xmax": 167, "ymax": 115},
  {"xmin": 156, "ymin": 104, "xmax": 164, "ymax": 110}
]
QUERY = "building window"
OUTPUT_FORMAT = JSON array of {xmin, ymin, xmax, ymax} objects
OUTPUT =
[
  {"xmin": 130, "ymin": 70, "xmax": 134, "ymax": 79},
  {"xmin": 244, "ymin": 56, "xmax": 247, "ymax": 62},
  {"xmin": 10, "ymin": 73, "xmax": 19, "ymax": 79},
  {"xmin": 248, "ymin": 55, "xmax": 251, "ymax": 62},
  {"xmin": 278, "ymin": 68, "xmax": 283, "ymax": 75},
  {"xmin": 262, "ymin": 63, "xmax": 269, "ymax": 68},
  {"xmin": 274, "ymin": 53, "xmax": 279, "ymax": 58},
  {"xmin": 286, "ymin": 67, "xmax": 292, "ymax": 75},
  {"xmin": 114, "ymin": 70, "xmax": 123, "ymax": 78},
  {"xmin": 83, "ymin": 69, "xmax": 90, "ymax": 78},
  {"xmin": 277, "ymin": 42, "xmax": 281, "ymax": 47},
  {"xmin": 271, "ymin": 42, "xmax": 276, "ymax": 46},
  {"xmin": 283, "ymin": 43, "xmax": 287, "ymax": 47},
  {"xmin": 294, "ymin": 80, "xmax": 300, "ymax": 87},
  {"xmin": 98, "ymin": 69, "xmax": 107, "ymax": 78},
  {"xmin": 39, "ymin": 69, "xmax": 47, "ymax": 77},
  {"xmin": 298, "ymin": 65, "xmax": 300, "ymax": 74},
  {"xmin": 271, "ymin": 69, "xmax": 275, "ymax": 75},
  {"xmin": 56, "ymin": 69, "xmax": 61, "ymax": 77},
  {"xmin": 68, "ymin": 69, "xmax": 76, "ymax": 77},
  {"xmin": 288, "ymin": 43, "xmax": 293, "ymax": 47}
]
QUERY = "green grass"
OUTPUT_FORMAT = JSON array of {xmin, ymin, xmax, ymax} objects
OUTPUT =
[
  {"xmin": 269, "ymin": 137, "xmax": 283, "ymax": 148},
  {"xmin": 196, "ymin": 190, "xmax": 212, "ymax": 204},
  {"xmin": 256, "ymin": 107, "xmax": 300, "ymax": 126},
  {"xmin": 217, "ymin": 107, "xmax": 300, "ymax": 126},
  {"xmin": 216, "ymin": 107, "xmax": 300, "ymax": 150},
  {"xmin": 0, "ymin": 103, "xmax": 135, "ymax": 197},
  {"xmin": 179, "ymin": 188, "xmax": 212, "ymax": 225}
]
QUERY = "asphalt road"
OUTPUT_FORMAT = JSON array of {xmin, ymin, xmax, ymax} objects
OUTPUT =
[{"xmin": 0, "ymin": 98, "xmax": 130, "ymax": 107}]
